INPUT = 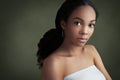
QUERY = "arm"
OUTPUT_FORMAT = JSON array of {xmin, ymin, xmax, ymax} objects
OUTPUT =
[
  {"xmin": 91, "ymin": 45, "xmax": 112, "ymax": 80},
  {"xmin": 42, "ymin": 56, "xmax": 64, "ymax": 80}
]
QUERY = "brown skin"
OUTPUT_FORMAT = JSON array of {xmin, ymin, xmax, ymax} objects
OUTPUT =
[{"xmin": 42, "ymin": 5, "xmax": 112, "ymax": 80}]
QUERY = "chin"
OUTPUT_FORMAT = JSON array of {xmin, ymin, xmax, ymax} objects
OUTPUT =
[{"xmin": 76, "ymin": 42, "xmax": 86, "ymax": 47}]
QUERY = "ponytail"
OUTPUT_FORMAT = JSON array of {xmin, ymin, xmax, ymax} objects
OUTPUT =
[{"xmin": 37, "ymin": 29, "xmax": 63, "ymax": 67}]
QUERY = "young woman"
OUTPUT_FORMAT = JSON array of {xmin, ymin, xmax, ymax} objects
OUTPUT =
[{"xmin": 37, "ymin": 0, "xmax": 112, "ymax": 80}]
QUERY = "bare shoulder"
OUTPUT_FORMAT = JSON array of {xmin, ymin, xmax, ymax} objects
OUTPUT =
[
  {"xmin": 43, "ymin": 54, "xmax": 65, "ymax": 69},
  {"xmin": 85, "ymin": 45, "xmax": 112, "ymax": 80},
  {"xmin": 85, "ymin": 45, "xmax": 104, "ymax": 65},
  {"xmin": 85, "ymin": 44, "xmax": 97, "ymax": 52},
  {"xmin": 85, "ymin": 44, "xmax": 100, "ymax": 58},
  {"xmin": 42, "ymin": 53, "xmax": 65, "ymax": 80}
]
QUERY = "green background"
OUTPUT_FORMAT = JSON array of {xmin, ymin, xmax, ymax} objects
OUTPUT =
[{"xmin": 0, "ymin": 0, "xmax": 120, "ymax": 80}]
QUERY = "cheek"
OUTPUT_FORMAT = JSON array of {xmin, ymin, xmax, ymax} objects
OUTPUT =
[
  {"xmin": 65, "ymin": 28, "xmax": 75, "ymax": 37},
  {"xmin": 89, "ymin": 28, "xmax": 94, "ymax": 36},
  {"xmin": 64, "ymin": 26, "xmax": 77, "ymax": 39}
]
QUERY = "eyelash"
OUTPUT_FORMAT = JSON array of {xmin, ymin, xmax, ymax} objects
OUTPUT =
[
  {"xmin": 74, "ymin": 21, "xmax": 81, "ymax": 26},
  {"xmin": 74, "ymin": 21, "xmax": 96, "ymax": 28},
  {"xmin": 89, "ymin": 23, "xmax": 95, "ymax": 28}
]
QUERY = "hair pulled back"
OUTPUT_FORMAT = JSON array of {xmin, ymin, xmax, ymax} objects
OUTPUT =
[{"xmin": 37, "ymin": 0, "xmax": 98, "ymax": 68}]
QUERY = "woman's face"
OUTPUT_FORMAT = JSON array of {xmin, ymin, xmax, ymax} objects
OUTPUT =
[{"xmin": 61, "ymin": 5, "xmax": 96, "ymax": 46}]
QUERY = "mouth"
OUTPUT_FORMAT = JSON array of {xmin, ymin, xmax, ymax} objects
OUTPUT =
[{"xmin": 77, "ymin": 38, "xmax": 88, "ymax": 43}]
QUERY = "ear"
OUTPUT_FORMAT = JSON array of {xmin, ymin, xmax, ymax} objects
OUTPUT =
[{"xmin": 60, "ymin": 20, "xmax": 66, "ymax": 30}]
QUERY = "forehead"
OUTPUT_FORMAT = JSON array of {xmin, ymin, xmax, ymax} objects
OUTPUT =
[{"xmin": 68, "ymin": 5, "xmax": 96, "ymax": 22}]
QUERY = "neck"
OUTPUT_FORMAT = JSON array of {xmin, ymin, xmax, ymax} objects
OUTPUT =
[{"xmin": 59, "ymin": 39, "xmax": 85, "ymax": 56}]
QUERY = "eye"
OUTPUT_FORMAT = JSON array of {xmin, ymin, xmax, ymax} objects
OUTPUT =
[
  {"xmin": 74, "ymin": 21, "xmax": 81, "ymax": 26},
  {"xmin": 89, "ymin": 23, "xmax": 95, "ymax": 28}
]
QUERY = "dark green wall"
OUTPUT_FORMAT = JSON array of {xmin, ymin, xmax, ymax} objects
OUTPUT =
[{"xmin": 0, "ymin": 0, "xmax": 119, "ymax": 80}]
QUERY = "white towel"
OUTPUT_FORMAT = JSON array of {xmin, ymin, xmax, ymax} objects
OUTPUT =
[{"xmin": 64, "ymin": 65, "xmax": 106, "ymax": 80}]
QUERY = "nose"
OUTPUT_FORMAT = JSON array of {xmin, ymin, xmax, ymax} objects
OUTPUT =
[{"xmin": 79, "ymin": 26, "xmax": 88, "ymax": 35}]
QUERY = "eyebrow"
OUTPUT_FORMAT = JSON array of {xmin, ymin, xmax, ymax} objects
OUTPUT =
[{"xmin": 72, "ymin": 17, "xmax": 96, "ymax": 22}]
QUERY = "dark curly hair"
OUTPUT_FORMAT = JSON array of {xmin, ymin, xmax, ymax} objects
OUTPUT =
[{"xmin": 37, "ymin": 0, "xmax": 99, "ymax": 68}]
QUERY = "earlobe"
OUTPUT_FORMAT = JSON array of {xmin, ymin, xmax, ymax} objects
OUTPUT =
[{"xmin": 60, "ymin": 20, "xmax": 66, "ymax": 30}]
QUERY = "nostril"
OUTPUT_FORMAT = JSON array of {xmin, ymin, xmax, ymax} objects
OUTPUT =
[
  {"xmin": 80, "ymin": 32, "xmax": 88, "ymax": 35},
  {"xmin": 79, "ymin": 29, "xmax": 88, "ymax": 35}
]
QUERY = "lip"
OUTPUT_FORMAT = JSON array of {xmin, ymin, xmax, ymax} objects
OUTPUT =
[{"xmin": 77, "ymin": 38, "xmax": 88, "ymax": 43}]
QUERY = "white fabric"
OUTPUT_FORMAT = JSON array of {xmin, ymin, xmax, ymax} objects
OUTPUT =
[{"xmin": 64, "ymin": 65, "xmax": 106, "ymax": 80}]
